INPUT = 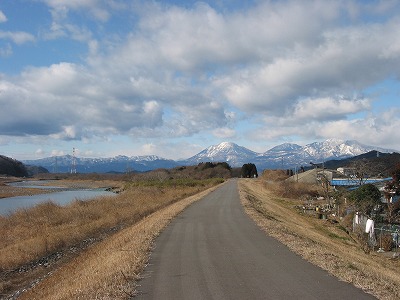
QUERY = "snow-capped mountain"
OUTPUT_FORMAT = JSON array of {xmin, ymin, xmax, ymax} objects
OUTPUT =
[
  {"xmin": 255, "ymin": 139, "xmax": 394, "ymax": 169},
  {"xmin": 301, "ymin": 139, "xmax": 377, "ymax": 159},
  {"xmin": 22, "ymin": 139, "xmax": 396, "ymax": 173},
  {"xmin": 182, "ymin": 142, "xmax": 258, "ymax": 166},
  {"xmin": 183, "ymin": 139, "xmax": 394, "ymax": 170}
]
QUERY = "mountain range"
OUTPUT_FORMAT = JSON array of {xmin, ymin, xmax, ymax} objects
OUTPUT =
[{"xmin": 22, "ymin": 139, "xmax": 397, "ymax": 173}]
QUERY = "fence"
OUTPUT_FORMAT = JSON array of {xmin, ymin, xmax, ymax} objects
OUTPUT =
[
  {"xmin": 375, "ymin": 225, "xmax": 400, "ymax": 253},
  {"xmin": 353, "ymin": 214, "xmax": 400, "ymax": 254}
]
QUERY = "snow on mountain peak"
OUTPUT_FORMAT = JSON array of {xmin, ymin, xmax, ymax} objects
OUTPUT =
[
  {"xmin": 265, "ymin": 142, "xmax": 302, "ymax": 153},
  {"xmin": 214, "ymin": 141, "xmax": 235, "ymax": 148},
  {"xmin": 21, "ymin": 139, "xmax": 397, "ymax": 173},
  {"xmin": 185, "ymin": 141, "xmax": 257, "ymax": 164},
  {"xmin": 209, "ymin": 142, "xmax": 237, "ymax": 152}
]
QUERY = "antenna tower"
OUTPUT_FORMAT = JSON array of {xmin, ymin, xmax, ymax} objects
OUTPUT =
[{"xmin": 71, "ymin": 147, "xmax": 77, "ymax": 174}]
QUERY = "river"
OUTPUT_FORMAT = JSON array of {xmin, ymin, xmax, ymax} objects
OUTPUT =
[{"xmin": 0, "ymin": 181, "xmax": 116, "ymax": 216}]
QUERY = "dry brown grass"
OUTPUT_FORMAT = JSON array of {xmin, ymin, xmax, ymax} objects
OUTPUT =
[
  {"xmin": 239, "ymin": 179, "xmax": 400, "ymax": 300},
  {"xmin": 261, "ymin": 169, "xmax": 290, "ymax": 181},
  {"xmin": 17, "ymin": 183, "xmax": 223, "ymax": 299},
  {"xmin": 6, "ymin": 173, "xmax": 399, "ymax": 299},
  {"xmin": 0, "ymin": 178, "xmax": 222, "ymax": 298}
]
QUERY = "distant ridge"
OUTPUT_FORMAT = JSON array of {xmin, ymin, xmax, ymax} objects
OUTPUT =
[
  {"xmin": 22, "ymin": 155, "xmax": 179, "ymax": 173},
  {"xmin": 20, "ymin": 139, "xmax": 397, "ymax": 173}
]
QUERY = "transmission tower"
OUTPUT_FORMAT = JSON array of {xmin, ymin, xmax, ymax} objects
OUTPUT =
[{"xmin": 71, "ymin": 147, "xmax": 77, "ymax": 174}]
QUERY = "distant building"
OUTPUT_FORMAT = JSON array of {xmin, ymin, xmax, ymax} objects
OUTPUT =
[
  {"xmin": 329, "ymin": 177, "xmax": 392, "ymax": 188},
  {"xmin": 336, "ymin": 167, "xmax": 356, "ymax": 177}
]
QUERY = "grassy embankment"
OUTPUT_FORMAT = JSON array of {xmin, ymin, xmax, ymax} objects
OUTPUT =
[
  {"xmin": 0, "ymin": 177, "xmax": 223, "ymax": 299},
  {"xmin": 239, "ymin": 174, "xmax": 400, "ymax": 300},
  {"xmin": 7, "ymin": 167, "xmax": 400, "ymax": 299}
]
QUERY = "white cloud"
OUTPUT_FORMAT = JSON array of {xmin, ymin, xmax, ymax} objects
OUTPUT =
[
  {"xmin": 42, "ymin": 0, "xmax": 111, "ymax": 22},
  {"xmin": 212, "ymin": 127, "xmax": 236, "ymax": 139},
  {"xmin": 218, "ymin": 18, "xmax": 400, "ymax": 114},
  {"xmin": 0, "ymin": 31, "xmax": 35, "ymax": 44},
  {"xmin": 0, "ymin": 61, "xmax": 167, "ymax": 139},
  {"xmin": 292, "ymin": 97, "xmax": 371, "ymax": 121},
  {"xmin": 2, "ymin": 0, "xmax": 400, "ymax": 154},
  {"xmin": 0, "ymin": 10, "xmax": 7, "ymax": 23},
  {"xmin": 140, "ymin": 143, "xmax": 157, "ymax": 156},
  {"xmin": 247, "ymin": 108, "xmax": 400, "ymax": 152},
  {"xmin": 40, "ymin": 10, "xmax": 94, "ymax": 48},
  {"xmin": 35, "ymin": 148, "xmax": 45, "ymax": 156},
  {"xmin": 312, "ymin": 112, "xmax": 400, "ymax": 150},
  {"xmin": 51, "ymin": 149, "xmax": 66, "ymax": 157}
]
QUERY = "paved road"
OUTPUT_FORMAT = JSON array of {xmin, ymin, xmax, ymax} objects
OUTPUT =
[{"xmin": 135, "ymin": 179, "xmax": 376, "ymax": 299}]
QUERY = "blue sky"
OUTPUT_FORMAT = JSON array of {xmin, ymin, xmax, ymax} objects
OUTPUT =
[{"xmin": 1, "ymin": 0, "xmax": 400, "ymax": 160}]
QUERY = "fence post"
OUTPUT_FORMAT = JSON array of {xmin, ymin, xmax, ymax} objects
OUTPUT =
[{"xmin": 377, "ymin": 226, "xmax": 384, "ymax": 253}]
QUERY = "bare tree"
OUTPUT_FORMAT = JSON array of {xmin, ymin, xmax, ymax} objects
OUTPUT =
[{"xmin": 347, "ymin": 159, "xmax": 386, "ymax": 185}]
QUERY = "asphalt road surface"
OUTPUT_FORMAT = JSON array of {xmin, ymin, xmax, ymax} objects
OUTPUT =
[{"xmin": 135, "ymin": 179, "xmax": 376, "ymax": 299}]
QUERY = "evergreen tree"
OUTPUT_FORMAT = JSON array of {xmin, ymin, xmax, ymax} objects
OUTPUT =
[
  {"xmin": 241, "ymin": 163, "xmax": 258, "ymax": 178},
  {"xmin": 349, "ymin": 183, "xmax": 381, "ymax": 216}
]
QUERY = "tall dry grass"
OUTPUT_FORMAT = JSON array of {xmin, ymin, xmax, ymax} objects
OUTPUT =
[
  {"xmin": 0, "ymin": 178, "xmax": 222, "ymax": 272},
  {"xmin": 261, "ymin": 169, "xmax": 290, "ymax": 181}
]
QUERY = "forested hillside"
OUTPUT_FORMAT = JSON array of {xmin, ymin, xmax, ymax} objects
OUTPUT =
[{"xmin": 0, "ymin": 155, "xmax": 28, "ymax": 177}]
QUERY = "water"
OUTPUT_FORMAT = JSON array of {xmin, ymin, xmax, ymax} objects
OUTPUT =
[
  {"xmin": 7, "ymin": 180, "xmax": 66, "ymax": 190},
  {"xmin": 0, "ymin": 181, "xmax": 116, "ymax": 216}
]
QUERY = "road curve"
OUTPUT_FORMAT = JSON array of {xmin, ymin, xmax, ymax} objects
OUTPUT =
[{"xmin": 135, "ymin": 179, "xmax": 376, "ymax": 299}]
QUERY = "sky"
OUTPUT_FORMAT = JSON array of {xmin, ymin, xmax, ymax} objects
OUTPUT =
[{"xmin": 1, "ymin": 0, "xmax": 400, "ymax": 161}]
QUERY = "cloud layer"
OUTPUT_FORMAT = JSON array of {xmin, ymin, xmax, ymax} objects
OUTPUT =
[{"xmin": 1, "ymin": 0, "xmax": 400, "ymax": 157}]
